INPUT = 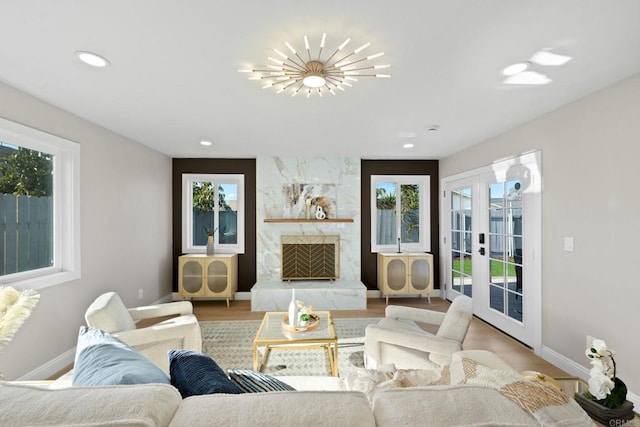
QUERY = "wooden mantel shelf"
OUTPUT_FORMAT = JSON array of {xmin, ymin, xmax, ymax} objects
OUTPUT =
[{"xmin": 264, "ymin": 218, "xmax": 353, "ymax": 223}]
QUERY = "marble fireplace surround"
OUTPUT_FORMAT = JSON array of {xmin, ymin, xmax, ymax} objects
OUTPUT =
[
  {"xmin": 252, "ymin": 157, "xmax": 366, "ymax": 311},
  {"xmin": 256, "ymin": 157, "xmax": 361, "ymax": 282}
]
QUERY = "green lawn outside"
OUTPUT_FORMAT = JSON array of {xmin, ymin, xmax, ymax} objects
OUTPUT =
[{"xmin": 452, "ymin": 258, "xmax": 516, "ymax": 277}]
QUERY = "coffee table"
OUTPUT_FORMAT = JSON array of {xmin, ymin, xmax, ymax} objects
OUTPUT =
[{"xmin": 253, "ymin": 311, "xmax": 339, "ymax": 376}]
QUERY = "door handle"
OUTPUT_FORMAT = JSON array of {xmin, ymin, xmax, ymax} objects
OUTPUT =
[{"xmin": 478, "ymin": 247, "xmax": 485, "ymax": 256}]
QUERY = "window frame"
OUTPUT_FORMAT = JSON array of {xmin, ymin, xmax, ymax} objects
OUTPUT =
[
  {"xmin": 370, "ymin": 175, "xmax": 430, "ymax": 253},
  {"xmin": 181, "ymin": 173, "xmax": 245, "ymax": 254},
  {"xmin": 0, "ymin": 117, "xmax": 81, "ymax": 289}
]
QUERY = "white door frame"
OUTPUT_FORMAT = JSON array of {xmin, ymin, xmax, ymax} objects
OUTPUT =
[{"xmin": 440, "ymin": 151, "xmax": 542, "ymax": 354}]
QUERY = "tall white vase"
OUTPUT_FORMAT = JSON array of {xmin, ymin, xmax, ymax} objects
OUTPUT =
[{"xmin": 288, "ymin": 289, "xmax": 298, "ymax": 326}]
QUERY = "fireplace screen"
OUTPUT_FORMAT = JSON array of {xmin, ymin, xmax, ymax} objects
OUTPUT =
[{"xmin": 281, "ymin": 235, "xmax": 340, "ymax": 281}]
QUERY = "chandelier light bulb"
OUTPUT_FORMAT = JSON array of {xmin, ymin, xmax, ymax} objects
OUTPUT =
[
  {"xmin": 303, "ymin": 74, "xmax": 326, "ymax": 88},
  {"xmin": 285, "ymin": 42, "xmax": 296, "ymax": 54},
  {"xmin": 354, "ymin": 43, "xmax": 370, "ymax": 54}
]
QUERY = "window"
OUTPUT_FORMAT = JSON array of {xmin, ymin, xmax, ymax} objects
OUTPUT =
[
  {"xmin": 371, "ymin": 175, "xmax": 430, "ymax": 253},
  {"xmin": 182, "ymin": 173, "xmax": 244, "ymax": 254},
  {"xmin": 0, "ymin": 117, "xmax": 81, "ymax": 289}
]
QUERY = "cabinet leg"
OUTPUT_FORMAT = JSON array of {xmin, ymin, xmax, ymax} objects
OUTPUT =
[
  {"xmin": 226, "ymin": 298, "xmax": 230, "ymax": 308},
  {"xmin": 385, "ymin": 295, "xmax": 389, "ymax": 305}
]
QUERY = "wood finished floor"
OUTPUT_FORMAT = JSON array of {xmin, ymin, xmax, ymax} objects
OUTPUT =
[{"xmin": 193, "ymin": 296, "xmax": 568, "ymax": 377}]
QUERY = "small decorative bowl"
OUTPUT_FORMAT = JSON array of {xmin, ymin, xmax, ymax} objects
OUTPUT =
[{"xmin": 281, "ymin": 313, "xmax": 320, "ymax": 332}]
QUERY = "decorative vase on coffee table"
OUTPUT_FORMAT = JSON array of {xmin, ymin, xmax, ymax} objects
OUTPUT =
[{"xmin": 288, "ymin": 289, "xmax": 298, "ymax": 327}]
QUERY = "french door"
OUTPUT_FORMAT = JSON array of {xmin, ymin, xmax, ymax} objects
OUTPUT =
[{"xmin": 442, "ymin": 153, "xmax": 541, "ymax": 350}]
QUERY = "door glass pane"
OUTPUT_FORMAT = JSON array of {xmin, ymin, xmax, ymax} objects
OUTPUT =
[
  {"xmin": 376, "ymin": 181, "xmax": 396, "ymax": 245},
  {"xmin": 400, "ymin": 184, "xmax": 419, "ymax": 244},
  {"xmin": 487, "ymin": 180, "xmax": 523, "ymax": 322},
  {"xmin": 489, "ymin": 284, "xmax": 506, "ymax": 314},
  {"xmin": 450, "ymin": 187, "xmax": 472, "ymax": 297},
  {"xmin": 451, "ymin": 231, "xmax": 461, "ymax": 250},
  {"xmin": 463, "ymin": 231, "xmax": 472, "ymax": 255},
  {"xmin": 489, "ymin": 260, "xmax": 504, "ymax": 287}
]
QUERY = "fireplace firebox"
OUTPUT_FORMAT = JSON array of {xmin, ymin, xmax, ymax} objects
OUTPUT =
[{"xmin": 280, "ymin": 235, "xmax": 340, "ymax": 282}]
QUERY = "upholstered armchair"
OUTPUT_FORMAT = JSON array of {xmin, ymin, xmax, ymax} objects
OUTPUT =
[
  {"xmin": 84, "ymin": 292, "xmax": 202, "ymax": 373},
  {"xmin": 364, "ymin": 295, "xmax": 473, "ymax": 370}
]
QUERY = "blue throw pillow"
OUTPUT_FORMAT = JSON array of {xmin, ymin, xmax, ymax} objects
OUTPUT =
[
  {"xmin": 72, "ymin": 326, "xmax": 170, "ymax": 386},
  {"xmin": 168, "ymin": 349, "xmax": 243, "ymax": 398},
  {"xmin": 228, "ymin": 369, "xmax": 296, "ymax": 393}
]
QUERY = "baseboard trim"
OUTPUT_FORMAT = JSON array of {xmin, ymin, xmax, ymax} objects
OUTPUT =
[
  {"xmin": 172, "ymin": 290, "xmax": 442, "ymax": 302},
  {"xmin": 541, "ymin": 345, "xmax": 639, "ymax": 408},
  {"xmin": 18, "ymin": 347, "xmax": 75, "ymax": 381}
]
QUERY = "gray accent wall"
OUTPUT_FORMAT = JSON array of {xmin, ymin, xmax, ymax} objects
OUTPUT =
[
  {"xmin": 440, "ymin": 72, "xmax": 640, "ymax": 401},
  {"xmin": 0, "ymin": 81, "xmax": 172, "ymax": 380}
]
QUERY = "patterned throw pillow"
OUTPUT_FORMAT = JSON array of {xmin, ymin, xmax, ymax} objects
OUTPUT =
[
  {"xmin": 168, "ymin": 350, "xmax": 243, "ymax": 398},
  {"xmin": 228, "ymin": 369, "xmax": 296, "ymax": 393}
]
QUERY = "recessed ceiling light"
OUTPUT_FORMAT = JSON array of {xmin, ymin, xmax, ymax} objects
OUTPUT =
[
  {"xmin": 398, "ymin": 132, "xmax": 417, "ymax": 138},
  {"xmin": 402, "ymin": 143, "xmax": 414, "ymax": 149},
  {"xmin": 200, "ymin": 140, "xmax": 213, "ymax": 146},
  {"xmin": 75, "ymin": 51, "xmax": 109, "ymax": 68},
  {"xmin": 502, "ymin": 61, "xmax": 531, "ymax": 76},
  {"xmin": 503, "ymin": 71, "xmax": 551, "ymax": 85},
  {"xmin": 530, "ymin": 50, "xmax": 572, "ymax": 66}
]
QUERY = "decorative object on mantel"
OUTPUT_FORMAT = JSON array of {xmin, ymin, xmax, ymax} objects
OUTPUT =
[
  {"xmin": 314, "ymin": 205, "xmax": 326, "ymax": 220},
  {"xmin": 239, "ymin": 32, "xmax": 390, "ymax": 98},
  {"xmin": 204, "ymin": 226, "xmax": 217, "ymax": 255},
  {"xmin": 305, "ymin": 198, "xmax": 311, "ymax": 220},
  {"xmin": 574, "ymin": 339, "xmax": 635, "ymax": 424},
  {"xmin": 0, "ymin": 286, "xmax": 40, "ymax": 380},
  {"xmin": 282, "ymin": 184, "xmax": 336, "ymax": 219}
]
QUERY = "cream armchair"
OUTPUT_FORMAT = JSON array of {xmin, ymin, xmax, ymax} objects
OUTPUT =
[
  {"xmin": 364, "ymin": 295, "xmax": 473, "ymax": 370},
  {"xmin": 84, "ymin": 292, "xmax": 202, "ymax": 373}
]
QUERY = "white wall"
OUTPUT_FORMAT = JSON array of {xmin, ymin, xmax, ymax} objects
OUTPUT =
[
  {"xmin": 0, "ymin": 82, "xmax": 172, "ymax": 380},
  {"xmin": 440, "ymin": 72, "xmax": 640, "ymax": 399}
]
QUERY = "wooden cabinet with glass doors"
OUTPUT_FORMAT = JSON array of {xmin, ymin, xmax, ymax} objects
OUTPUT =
[
  {"xmin": 178, "ymin": 254, "xmax": 238, "ymax": 307},
  {"xmin": 377, "ymin": 253, "xmax": 433, "ymax": 304}
]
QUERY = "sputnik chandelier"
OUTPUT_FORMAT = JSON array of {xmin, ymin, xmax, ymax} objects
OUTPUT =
[{"xmin": 239, "ymin": 33, "xmax": 390, "ymax": 97}]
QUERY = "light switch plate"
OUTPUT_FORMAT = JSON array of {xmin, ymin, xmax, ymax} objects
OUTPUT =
[{"xmin": 564, "ymin": 237, "xmax": 574, "ymax": 252}]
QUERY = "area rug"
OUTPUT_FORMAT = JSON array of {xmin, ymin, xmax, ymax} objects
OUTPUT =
[{"xmin": 200, "ymin": 318, "xmax": 381, "ymax": 377}]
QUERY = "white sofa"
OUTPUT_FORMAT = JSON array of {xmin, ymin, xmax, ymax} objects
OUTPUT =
[{"xmin": 0, "ymin": 351, "xmax": 594, "ymax": 427}]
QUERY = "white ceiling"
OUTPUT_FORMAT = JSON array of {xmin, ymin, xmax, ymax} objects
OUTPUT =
[{"xmin": 1, "ymin": 1, "xmax": 639, "ymax": 159}]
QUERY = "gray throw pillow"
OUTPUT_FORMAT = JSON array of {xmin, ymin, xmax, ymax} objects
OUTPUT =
[{"xmin": 72, "ymin": 326, "xmax": 169, "ymax": 386}]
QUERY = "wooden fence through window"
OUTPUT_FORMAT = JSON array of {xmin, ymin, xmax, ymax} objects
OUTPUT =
[{"xmin": 0, "ymin": 194, "xmax": 53, "ymax": 276}]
